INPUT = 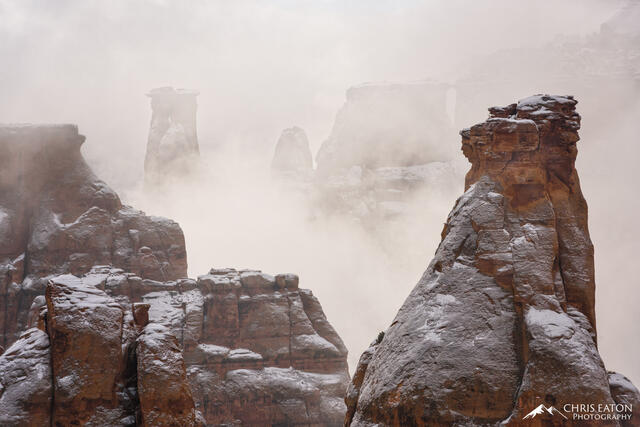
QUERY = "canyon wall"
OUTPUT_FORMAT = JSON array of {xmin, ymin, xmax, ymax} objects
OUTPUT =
[
  {"xmin": 0, "ymin": 124, "xmax": 187, "ymax": 350},
  {"xmin": 0, "ymin": 125, "xmax": 348, "ymax": 425},
  {"xmin": 345, "ymin": 95, "xmax": 640, "ymax": 426},
  {"xmin": 0, "ymin": 274, "xmax": 198, "ymax": 426}
]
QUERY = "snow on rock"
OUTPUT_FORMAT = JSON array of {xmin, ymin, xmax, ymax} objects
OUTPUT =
[
  {"xmin": 215, "ymin": 367, "xmax": 348, "ymax": 425},
  {"xmin": 608, "ymin": 371, "xmax": 640, "ymax": 426},
  {"xmin": 136, "ymin": 323, "xmax": 199, "ymax": 426},
  {"xmin": 46, "ymin": 274, "xmax": 133, "ymax": 425},
  {"xmin": 0, "ymin": 328, "xmax": 52, "ymax": 426},
  {"xmin": 0, "ymin": 274, "xmax": 200, "ymax": 426},
  {"xmin": 0, "ymin": 124, "xmax": 187, "ymax": 351},
  {"xmin": 346, "ymin": 95, "xmax": 638, "ymax": 425},
  {"xmin": 6, "ymin": 266, "xmax": 349, "ymax": 425},
  {"xmin": 0, "ymin": 124, "xmax": 349, "ymax": 425}
]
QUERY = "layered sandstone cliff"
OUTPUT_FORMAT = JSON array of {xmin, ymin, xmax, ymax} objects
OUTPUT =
[
  {"xmin": 0, "ymin": 274, "xmax": 198, "ymax": 426},
  {"xmin": 78, "ymin": 266, "xmax": 350, "ymax": 425},
  {"xmin": 345, "ymin": 95, "xmax": 640, "ymax": 426},
  {"xmin": 0, "ymin": 124, "xmax": 187, "ymax": 350},
  {"xmin": 0, "ymin": 124, "xmax": 349, "ymax": 425}
]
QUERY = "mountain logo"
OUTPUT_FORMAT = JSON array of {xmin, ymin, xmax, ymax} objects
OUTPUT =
[{"xmin": 523, "ymin": 404, "xmax": 569, "ymax": 420}]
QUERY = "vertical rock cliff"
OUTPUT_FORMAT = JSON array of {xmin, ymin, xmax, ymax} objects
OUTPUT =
[
  {"xmin": 0, "ymin": 124, "xmax": 349, "ymax": 425},
  {"xmin": 1, "ymin": 274, "xmax": 199, "ymax": 426},
  {"xmin": 0, "ymin": 124, "xmax": 187, "ymax": 350},
  {"xmin": 345, "ymin": 95, "xmax": 640, "ymax": 426},
  {"xmin": 70, "ymin": 266, "xmax": 350, "ymax": 425},
  {"xmin": 144, "ymin": 87, "xmax": 200, "ymax": 186}
]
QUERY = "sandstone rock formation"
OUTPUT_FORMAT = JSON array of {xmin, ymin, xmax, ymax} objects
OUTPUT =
[
  {"xmin": 310, "ymin": 82, "xmax": 463, "ymax": 225},
  {"xmin": 0, "ymin": 328, "xmax": 52, "ymax": 426},
  {"xmin": 136, "ymin": 323, "xmax": 200, "ymax": 426},
  {"xmin": 0, "ymin": 274, "xmax": 198, "ymax": 426},
  {"xmin": 145, "ymin": 87, "xmax": 200, "ymax": 186},
  {"xmin": 2, "ymin": 265, "xmax": 349, "ymax": 425},
  {"xmin": 0, "ymin": 124, "xmax": 349, "ymax": 425},
  {"xmin": 316, "ymin": 82, "xmax": 456, "ymax": 174},
  {"xmin": 0, "ymin": 124, "xmax": 187, "ymax": 350},
  {"xmin": 345, "ymin": 95, "xmax": 640, "ymax": 426},
  {"xmin": 272, "ymin": 126, "xmax": 313, "ymax": 173},
  {"xmin": 79, "ymin": 266, "xmax": 350, "ymax": 425}
]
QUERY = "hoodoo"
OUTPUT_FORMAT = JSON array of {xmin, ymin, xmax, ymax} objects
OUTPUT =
[
  {"xmin": 271, "ymin": 126, "xmax": 313, "ymax": 174},
  {"xmin": 345, "ymin": 95, "xmax": 640, "ymax": 426},
  {"xmin": 144, "ymin": 87, "xmax": 200, "ymax": 186}
]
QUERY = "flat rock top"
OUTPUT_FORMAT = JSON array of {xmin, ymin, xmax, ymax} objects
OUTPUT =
[
  {"xmin": 0, "ymin": 124, "xmax": 85, "ymax": 150},
  {"xmin": 0, "ymin": 124, "xmax": 81, "ymax": 137},
  {"xmin": 146, "ymin": 86, "xmax": 199, "ymax": 97}
]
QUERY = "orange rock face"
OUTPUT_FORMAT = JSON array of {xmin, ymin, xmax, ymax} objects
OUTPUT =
[
  {"xmin": 0, "ymin": 274, "xmax": 199, "ymax": 427},
  {"xmin": 0, "ymin": 124, "xmax": 187, "ymax": 350},
  {"xmin": 0, "ymin": 124, "xmax": 349, "ymax": 425},
  {"xmin": 0, "ymin": 328, "xmax": 52, "ymax": 426},
  {"xmin": 345, "ymin": 95, "xmax": 640, "ymax": 426},
  {"xmin": 46, "ymin": 275, "xmax": 129, "ymax": 426},
  {"xmin": 75, "ymin": 267, "xmax": 350, "ymax": 425},
  {"xmin": 137, "ymin": 324, "xmax": 199, "ymax": 426}
]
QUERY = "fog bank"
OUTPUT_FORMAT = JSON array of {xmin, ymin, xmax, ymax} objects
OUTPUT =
[{"xmin": 1, "ymin": 0, "xmax": 638, "ymax": 385}]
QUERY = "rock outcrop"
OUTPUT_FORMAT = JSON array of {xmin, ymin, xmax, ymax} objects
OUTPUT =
[
  {"xmin": 0, "ymin": 274, "xmax": 198, "ymax": 426},
  {"xmin": 136, "ymin": 323, "xmax": 200, "ymax": 426},
  {"xmin": 272, "ymin": 126, "xmax": 313, "ymax": 173},
  {"xmin": 2, "ymin": 264, "xmax": 351, "ymax": 426},
  {"xmin": 0, "ymin": 124, "xmax": 187, "ymax": 350},
  {"xmin": 0, "ymin": 124, "xmax": 349, "ymax": 425},
  {"xmin": 145, "ymin": 87, "xmax": 200, "ymax": 186},
  {"xmin": 310, "ymin": 82, "xmax": 463, "ymax": 225},
  {"xmin": 0, "ymin": 328, "xmax": 52, "ymax": 426},
  {"xmin": 73, "ymin": 266, "xmax": 349, "ymax": 425},
  {"xmin": 345, "ymin": 95, "xmax": 639, "ymax": 426},
  {"xmin": 316, "ymin": 82, "xmax": 456, "ymax": 174}
]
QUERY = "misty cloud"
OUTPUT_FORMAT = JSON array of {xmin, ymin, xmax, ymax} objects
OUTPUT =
[{"xmin": 1, "ymin": 0, "xmax": 637, "ymax": 387}]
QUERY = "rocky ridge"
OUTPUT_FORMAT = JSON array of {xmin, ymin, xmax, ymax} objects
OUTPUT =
[
  {"xmin": 0, "ymin": 124, "xmax": 187, "ymax": 350},
  {"xmin": 1, "ymin": 274, "xmax": 198, "ymax": 426},
  {"xmin": 345, "ymin": 95, "xmax": 640, "ymax": 426},
  {"xmin": 0, "ymin": 124, "xmax": 349, "ymax": 425},
  {"xmin": 83, "ymin": 265, "xmax": 350, "ymax": 425}
]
